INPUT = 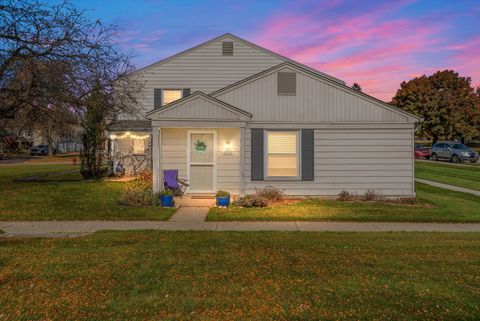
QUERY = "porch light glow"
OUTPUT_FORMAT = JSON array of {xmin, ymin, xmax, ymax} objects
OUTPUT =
[
  {"xmin": 223, "ymin": 140, "xmax": 232, "ymax": 156},
  {"xmin": 109, "ymin": 132, "xmax": 150, "ymax": 140}
]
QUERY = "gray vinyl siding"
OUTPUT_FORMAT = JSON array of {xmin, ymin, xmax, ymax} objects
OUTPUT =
[
  {"xmin": 217, "ymin": 128, "xmax": 241, "ymax": 194},
  {"xmin": 244, "ymin": 127, "xmax": 415, "ymax": 197},
  {"xmin": 135, "ymin": 36, "xmax": 283, "ymax": 116},
  {"xmin": 161, "ymin": 128, "xmax": 187, "ymax": 180},
  {"xmin": 215, "ymin": 67, "xmax": 410, "ymax": 123},
  {"xmin": 151, "ymin": 95, "xmax": 248, "ymax": 121}
]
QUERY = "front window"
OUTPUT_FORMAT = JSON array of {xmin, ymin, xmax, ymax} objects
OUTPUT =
[
  {"xmin": 162, "ymin": 89, "xmax": 183, "ymax": 105},
  {"xmin": 266, "ymin": 131, "xmax": 299, "ymax": 177}
]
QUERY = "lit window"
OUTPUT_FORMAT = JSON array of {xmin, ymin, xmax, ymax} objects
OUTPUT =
[
  {"xmin": 162, "ymin": 89, "xmax": 183, "ymax": 105},
  {"xmin": 266, "ymin": 131, "xmax": 299, "ymax": 177},
  {"xmin": 115, "ymin": 133, "xmax": 148, "ymax": 155},
  {"xmin": 132, "ymin": 138, "xmax": 146, "ymax": 154}
]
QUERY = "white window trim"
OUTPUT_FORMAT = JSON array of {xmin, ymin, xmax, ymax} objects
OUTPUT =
[
  {"xmin": 263, "ymin": 129, "xmax": 301, "ymax": 180},
  {"xmin": 161, "ymin": 88, "xmax": 183, "ymax": 106}
]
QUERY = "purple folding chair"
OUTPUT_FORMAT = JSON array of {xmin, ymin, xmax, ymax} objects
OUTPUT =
[{"xmin": 163, "ymin": 170, "xmax": 189, "ymax": 196}]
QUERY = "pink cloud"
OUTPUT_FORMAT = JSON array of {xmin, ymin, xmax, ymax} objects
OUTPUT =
[{"xmin": 252, "ymin": 1, "xmax": 479, "ymax": 101}]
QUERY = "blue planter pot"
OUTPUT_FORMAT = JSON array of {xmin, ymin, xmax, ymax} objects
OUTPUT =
[
  {"xmin": 160, "ymin": 195, "xmax": 174, "ymax": 207},
  {"xmin": 216, "ymin": 196, "xmax": 230, "ymax": 207}
]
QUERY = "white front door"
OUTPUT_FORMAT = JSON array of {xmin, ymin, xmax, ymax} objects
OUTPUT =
[{"xmin": 188, "ymin": 130, "xmax": 216, "ymax": 193}]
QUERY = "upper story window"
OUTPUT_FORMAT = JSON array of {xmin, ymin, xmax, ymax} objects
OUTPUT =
[
  {"xmin": 154, "ymin": 88, "xmax": 190, "ymax": 108},
  {"xmin": 265, "ymin": 130, "xmax": 300, "ymax": 178},
  {"xmin": 162, "ymin": 89, "xmax": 183, "ymax": 105},
  {"xmin": 222, "ymin": 41, "xmax": 233, "ymax": 56},
  {"xmin": 277, "ymin": 72, "xmax": 296, "ymax": 95}
]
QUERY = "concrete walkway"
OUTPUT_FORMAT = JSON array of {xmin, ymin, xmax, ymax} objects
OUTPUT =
[
  {"xmin": 415, "ymin": 178, "xmax": 480, "ymax": 196},
  {"xmin": 2, "ymin": 198, "xmax": 480, "ymax": 238},
  {"xmin": 1, "ymin": 219, "xmax": 480, "ymax": 238}
]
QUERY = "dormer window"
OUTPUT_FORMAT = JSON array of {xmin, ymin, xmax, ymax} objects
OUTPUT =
[
  {"xmin": 222, "ymin": 41, "xmax": 233, "ymax": 56},
  {"xmin": 277, "ymin": 72, "xmax": 296, "ymax": 95}
]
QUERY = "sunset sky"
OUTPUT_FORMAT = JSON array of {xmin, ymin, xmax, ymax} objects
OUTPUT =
[{"xmin": 72, "ymin": 0, "xmax": 480, "ymax": 101}]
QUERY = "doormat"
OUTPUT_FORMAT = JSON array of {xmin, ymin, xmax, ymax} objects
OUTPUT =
[{"xmin": 190, "ymin": 196, "xmax": 215, "ymax": 199}]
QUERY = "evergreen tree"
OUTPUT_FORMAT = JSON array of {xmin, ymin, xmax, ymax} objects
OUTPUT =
[{"xmin": 352, "ymin": 83, "xmax": 362, "ymax": 92}]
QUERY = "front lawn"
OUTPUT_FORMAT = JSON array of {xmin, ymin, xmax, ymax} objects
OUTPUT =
[
  {"xmin": 0, "ymin": 164, "xmax": 175, "ymax": 221},
  {"xmin": 208, "ymin": 183, "xmax": 480, "ymax": 222},
  {"xmin": 415, "ymin": 160, "xmax": 480, "ymax": 191},
  {"xmin": 0, "ymin": 231, "xmax": 479, "ymax": 320}
]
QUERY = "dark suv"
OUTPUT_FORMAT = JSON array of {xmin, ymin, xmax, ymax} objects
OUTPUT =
[{"xmin": 431, "ymin": 141, "xmax": 479, "ymax": 163}]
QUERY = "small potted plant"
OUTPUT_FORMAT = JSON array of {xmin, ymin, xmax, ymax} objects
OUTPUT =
[
  {"xmin": 160, "ymin": 189, "xmax": 174, "ymax": 207},
  {"xmin": 216, "ymin": 190, "xmax": 231, "ymax": 207}
]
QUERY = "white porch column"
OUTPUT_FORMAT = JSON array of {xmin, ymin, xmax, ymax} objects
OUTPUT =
[
  {"xmin": 239, "ymin": 126, "xmax": 246, "ymax": 196},
  {"xmin": 152, "ymin": 126, "xmax": 162, "ymax": 192}
]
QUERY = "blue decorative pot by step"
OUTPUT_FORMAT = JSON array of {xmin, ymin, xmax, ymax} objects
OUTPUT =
[
  {"xmin": 216, "ymin": 196, "xmax": 230, "ymax": 207},
  {"xmin": 161, "ymin": 195, "xmax": 174, "ymax": 207}
]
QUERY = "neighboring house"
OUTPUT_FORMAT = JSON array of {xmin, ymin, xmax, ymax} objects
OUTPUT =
[
  {"xmin": 55, "ymin": 127, "xmax": 83, "ymax": 153},
  {"xmin": 1, "ymin": 125, "xmax": 83, "ymax": 154},
  {"xmin": 109, "ymin": 33, "xmax": 419, "ymax": 197}
]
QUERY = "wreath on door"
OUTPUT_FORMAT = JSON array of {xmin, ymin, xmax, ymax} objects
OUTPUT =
[{"xmin": 194, "ymin": 140, "xmax": 207, "ymax": 153}]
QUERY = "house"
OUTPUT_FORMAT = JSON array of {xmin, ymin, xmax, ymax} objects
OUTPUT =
[
  {"xmin": 1, "ymin": 122, "xmax": 83, "ymax": 154},
  {"xmin": 109, "ymin": 33, "xmax": 419, "ymax": 197}
]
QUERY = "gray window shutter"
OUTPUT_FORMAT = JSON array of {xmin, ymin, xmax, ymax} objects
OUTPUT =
[
  {"xmin": 154, "ymin": 89, "xmax": 162, "ymax": 108},
  {"xmin": 301, "ymin": 129, "xmax": 314, "ymax": 181},
  {"xmin": 222, "ymin": 41, "xmax": 233, "ymax": 56},
  {"xmin": 277, "ymin": 72, "xmax": 296, "ymax": 94},
  {"xmin": 251, "ymin": 129, "xmax": 264, "ymax": 181},
  {"xmin": 182, "ymin": 88, "xmax": 191, "ymax": 97}
]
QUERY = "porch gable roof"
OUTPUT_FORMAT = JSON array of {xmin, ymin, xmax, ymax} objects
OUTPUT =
[{"xmin": 146, "ymin": 91, "xmax": 252, "ymax": 121}]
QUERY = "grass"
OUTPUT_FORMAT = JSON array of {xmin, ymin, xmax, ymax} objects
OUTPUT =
[
  {"xmin": 0, "ymin": 231, "xmax": 479, "ymax": 320},
  {"xmin": 208, "ymin": 183, "xmax": 480, "ymax": 222},
  {"xmin": 415, "ymin": 161, "xmax": 480, "ymax": 191},
  {"xmin": 25, "ymin": 153, "xmax": 80, "ymax": 164},
  {"xmin": 0, "ymin": 164, "xmax": 175, "ymax": 221}
]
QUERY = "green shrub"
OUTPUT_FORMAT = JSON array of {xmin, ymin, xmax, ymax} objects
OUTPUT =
[
  {"xmin": 216, "ymin": 190, "xmax": 230, "ymax": 197},
  {"xmin": 119, "ymin": 171, "xmax": 159, "ymax": 207},
  {"xmin": 160, "ymin": 189, "xmax": 174, "ymax": 196},
  {"xmin": 233, "ymin": 194, "xmax": 268, "ymax": 208}
]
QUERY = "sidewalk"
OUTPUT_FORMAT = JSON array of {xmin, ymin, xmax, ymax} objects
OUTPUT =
[
  {"xmin": 1, "ymin": 219, "xmax": 480, "ymax": 238},
  {"xmin": 415, "ymin": 178, "xmax": 480, "ymax": 196},
  {"xmin": 2, "ymin": 202, "xmax": 480, "ymax": 238}
]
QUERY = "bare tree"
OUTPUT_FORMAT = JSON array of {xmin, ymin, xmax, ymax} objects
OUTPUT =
[
  {"xmin": 3, "ymin": 58, "xmax": 79, "ymax": 154},
  {"xmin": 1, "ymin": 0, "xmax": 143, "ymax": 174},
  {"xmin": 1, "ymin": 0, "xmax": 89, "ymax": 119}
]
